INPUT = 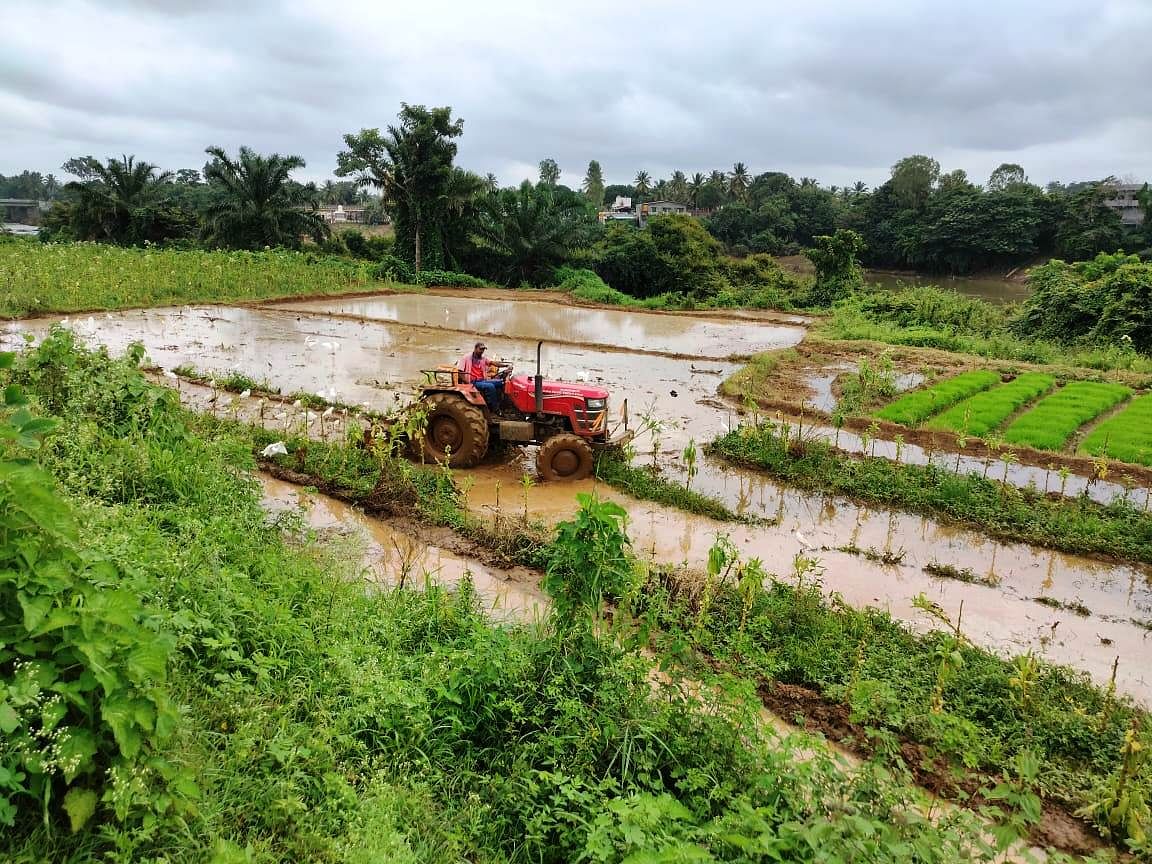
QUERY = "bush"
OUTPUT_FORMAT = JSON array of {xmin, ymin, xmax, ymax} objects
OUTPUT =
[
  {"xmin": 1014, "ymin": 253, "xmax": 1152, "ymax": 351},
  {"xmin": 593, "ymin": 215, "xmax": 725, "ymax": 299},
  {"xmin": 371, "ymin": 254, "xmax": 415, "ymax": 283}
]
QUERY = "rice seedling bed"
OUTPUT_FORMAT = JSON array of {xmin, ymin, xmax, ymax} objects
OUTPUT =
[
  {"xmin": 1080, "ymin": 393, "xmax": 1152, "ymax": 466},
  {"xmin": 925, "ymin": 371, "xmax": 1055, "ymax": 437},
  {"xmin": 873, "ymin": 369, "xmax": 1000, "ymax": 425},
  {"xmin": 1002, "ymin": 381, "xmax": 1132, "ymax": 451}
]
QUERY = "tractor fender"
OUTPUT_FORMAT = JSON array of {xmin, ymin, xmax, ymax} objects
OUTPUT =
[{"xmin": 424, "ymin": 386, "xmax": 487, "ymax": 408}]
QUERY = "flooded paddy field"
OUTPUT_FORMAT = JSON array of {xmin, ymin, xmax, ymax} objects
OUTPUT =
[
  {"xmin": 8, "ymin": 296, "xmax": 1151, "ymax": 704},
  {"xmin": 259, "ymin": 474, "xmax": 546, "ymax": 620},
  {"xmin": 270, "ymin": 292, "xmax": 804, "ymax": 359}
]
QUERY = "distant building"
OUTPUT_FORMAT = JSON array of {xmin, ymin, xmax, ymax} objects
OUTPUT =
[
  {"xmin": 318, "ymin": 203, "xmax": 367, "ymax": 224},
  {"xmin": 1, "ymin": 198, "xmax": 47, "ymax": 225},
  {"xmin": 1102, "ymin": 183, "xmax": 1146, "ymax": 227},
  {"xmin": 597, "ymin": 198, "xmax": 692, "ymax": 226},
  {"xmin": 641, "ymin": 200, "xmax": 689, "ymax": 216}
]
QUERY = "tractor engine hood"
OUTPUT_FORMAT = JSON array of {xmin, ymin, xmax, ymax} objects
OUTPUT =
[{"xmin": 506, "ymin": 374, "xmax": 608, "ymax": 401}]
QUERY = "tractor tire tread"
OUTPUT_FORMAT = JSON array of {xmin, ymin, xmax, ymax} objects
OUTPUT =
[
  {"xmin": 420, "ymin": 393, "xmax": 489, "ymax": 467},
  {"xmin": 537, "ymin": 433, "xmax": 594, "ymax": 482}
]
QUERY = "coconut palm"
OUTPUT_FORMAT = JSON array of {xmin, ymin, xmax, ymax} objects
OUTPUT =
[
  {"xmin": 200, "ymin": 145, "xmax": 329, "ymax": 250},
  {"xmin": 668, "ymin": 170, "xmax": 688, "ymax": 204},
  {"xmin": 728, "ymin": 162, "xmax": 750, "ymax": 201},
  {"xmin": 633, "ymin": 171, "xmax": 652, "ymax": 200},
  {"xmin": 689, "ymin": 172, "xmax": 706, "ymax": 209}
]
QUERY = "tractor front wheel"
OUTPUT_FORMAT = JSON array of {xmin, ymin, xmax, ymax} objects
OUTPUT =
[
  {"xmin": 419, "ymin": 393, "xmax": 490, "ymax": 467},
  {"xmin": 536, "ymin": 433, "xmax": 594, "ymax": 482}
]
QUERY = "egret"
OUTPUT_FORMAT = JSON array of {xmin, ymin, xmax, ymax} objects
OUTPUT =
[
  {"xmin": 793, "ymin": 530, "xmax": 814, "ymax": 551},
  {"xmin": 259, "ymin": 442, "xmax": 288, "ymax": 457}
]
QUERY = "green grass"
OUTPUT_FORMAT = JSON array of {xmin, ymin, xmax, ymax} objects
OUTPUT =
[
  {"xmin": 7, "ymin": 331, "xmax": 1047, "ymax": 862},
  {"xmin": 873, "ymin": 369, "xmax": 1001, "ymax": 425},
  {"xmin": 925, "ymin": 372, "xmax": 1055, "ymax": 437},
  {"xmin": 1080, "ymin": 393, "xmax": 1152, "ymax": 466},
  {"xmin": 1002, "ymin": 381, "xmax": 1132, "ymax": 451},
  {"xmin": 0, "ymin": 239, "xmax": 392, "ymax": 317}
]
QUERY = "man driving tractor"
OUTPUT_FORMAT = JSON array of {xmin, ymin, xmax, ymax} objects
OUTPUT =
[{"xmin": 456, "ymin": 341, "xmax": 510, "ymax": 411}]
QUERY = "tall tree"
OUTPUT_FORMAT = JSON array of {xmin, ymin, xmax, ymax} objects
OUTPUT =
[
  {"xmin": 538, "ymin": 158, "xmax": 561, "ymax": 186},
  {"xmin": 337, "ymin": 104, "xmax": 465, "ymax": 272},
  {"xmin": 728, "ymin": 162, "xmax": 751, "ymax": 201},
  {"xmin": 987, "ymin": 163, "xmax": 1028, "ymax": 192},
  {"xmin": 59, "ymin": 154, "xmax": 184, "ymax": 244},
  {"xmin": 473, "ymin": 181, "xmax": 595, "ymax": 285},
  {"xmin": 889, "ymin": 155, "xmax": 940, "ymax": 209},
  {"xmin": 688, "ymin": 172, "xmax": 706, "ymax": 209},
  {"xmin": 582, "ymin": 160, "xmax": 605, "ymax": 206},
  {"xmin": 668, "ymin": 170, "xmax": 688, "ymax": 204},
  {"xmin": 633, "ymin": 171, "xmax": 651, "ymax": 201},
  {"xmin": 200, "ymin": 146, "xmax": 328, "ymax": 250}
]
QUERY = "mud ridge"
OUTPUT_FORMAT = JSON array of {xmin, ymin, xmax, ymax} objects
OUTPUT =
[
  {"xmin": 746, "ymin": 394, "xmax": 1152, "ymax": 490},
  {"xmin": 756, "ymin": 681, "xmax": 1106, "ymax": 857}
]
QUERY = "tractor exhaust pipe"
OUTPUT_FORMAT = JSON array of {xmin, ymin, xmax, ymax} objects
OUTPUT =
[{"xmin": 534, "ymin": 340, "xmax": 544, "ymax": 415}]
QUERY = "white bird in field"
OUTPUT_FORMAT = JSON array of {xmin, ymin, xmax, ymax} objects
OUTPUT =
[
  {"xmin": 322, "ymin": 406, "xmax": 334, "ymax": 418},
  {"xmin": 304, "ymin": 335, "xmax": 317, "ymax": 348},
  {"xmin": 793, "ymin": 530, "xmax": 814, "ymax": 551},
  {"xmin": 239, "ymin": 389, "xmax": 251, "ymax": 398},
  {"xmin": 576, "ymin": 370, "xmax": 588, "ymax": 382},
  {"xmin": 259, "ymin": 441, "xmax": 288, "ymax": 457}
]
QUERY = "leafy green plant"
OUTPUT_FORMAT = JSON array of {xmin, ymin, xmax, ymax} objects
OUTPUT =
[
  {"xmin": 1082, "ymin": 393, "xmax": 1152, "ymax": 466},
  {"xmin": 543, "ymin": 493, "xmax": 635, "ymax": 630},
  {"xmin": 0, "ymin": 354, "xmax": 184, "ymax": 831}
]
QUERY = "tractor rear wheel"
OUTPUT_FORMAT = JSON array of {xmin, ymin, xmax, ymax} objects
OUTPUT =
[
  {"xmin": 419, "ymin": 393, "xmax": 490, "ymax": 467},
  {"xmin": 536, "ymin": 433, "xmax": 594, "ymax": 481}
]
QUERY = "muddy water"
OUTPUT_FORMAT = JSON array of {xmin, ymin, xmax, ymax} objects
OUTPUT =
[
  {"xmin": 258, "ymin": 474, "xmax": 547, "ymax": 620},
  {"xmin": 1, "ymin": 306, "xmax": 744, "ymax": 450},
  {"xmin": 272, "ymin": 293, "xmax": 804, "ymax": 359},
  {"xmin": 13, "ymin": 308, "xmax": 1151, "ymax": 702},
  {"xmin": 464, "ymin": 458, "xmax": 1152, "ymax": 706}
]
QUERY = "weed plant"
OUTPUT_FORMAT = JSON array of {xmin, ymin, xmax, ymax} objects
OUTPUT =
[
  {"xmin": 2, "ymin": 333, "xmax": 1031, "ymax": 862},
  {"xmin": 926, "ymin": 372, "xmax": 1056, "ymax": 437},
  {"xmin": 1003, "ymin": 381, "xmax": 1133, "ymax": 450},
  {"xmin": 0, "ymin": 241, "xmax": 384, "ymax": 317},
  {"xmin": 709, "ymin": 420, "xmax": 1152, "ymax": 565},
  {"xmin": 874, "ymin": 370, "xmax": 1001, "ymax": 425},
  {"xmin": 1081, "ymin": 394, "xmax": 1152, "ymax": 467}
]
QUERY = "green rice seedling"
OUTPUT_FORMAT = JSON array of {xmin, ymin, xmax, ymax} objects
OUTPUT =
[
  {"xmin": 874, "ymin": 369, "xmax": 1000, "ymax": 426},
  {"xmin": 926, "ymin": 372, "xmax": 1054, "ymax": 437},
  {"xmin": 1003, "ymin": 381, "xmax": 1132, "ymax": 451},
  {"xmin": 1081, "ymin": 394, "xmax": 1152, "ymax": 467}
]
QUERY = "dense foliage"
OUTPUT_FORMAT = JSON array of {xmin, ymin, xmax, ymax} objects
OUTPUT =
[{"xmin": 2, "ymin": 335, "xmax": 1047, "ymax": 862}]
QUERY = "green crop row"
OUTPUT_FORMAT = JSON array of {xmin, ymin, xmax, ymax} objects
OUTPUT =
[
  {"xmin": 1003, "ymin": 381, "xmax": 1132, "ymax": 451},
  {"xmin": 1080, "ymin": 394, "xmax": 1152, "ymax": 466},
  {"xmin": 925, "ymin": 372, "xmax": 1055, "ymax": 437},
  {"xmin": 0, "ymin": 240, "xmax": 385, "ymax": 317},
  {"xmin": 873, "ymin": 369, "xmax": 1000, "ymax": 425}
]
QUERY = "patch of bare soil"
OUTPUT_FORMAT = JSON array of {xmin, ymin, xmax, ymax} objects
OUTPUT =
[{"xmin": 758, "ymin": 681, "xmax": 1107, "ymax": 858}]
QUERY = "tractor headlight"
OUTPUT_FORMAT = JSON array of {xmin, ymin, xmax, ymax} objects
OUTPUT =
[{"xmin": 586, "ymin": 398, "xmax": 607, "ymax": 410}]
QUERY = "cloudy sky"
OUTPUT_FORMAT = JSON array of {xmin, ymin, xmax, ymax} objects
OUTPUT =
[{"xmin": 3, "ymin": 0, "xmax": 1151, "ymax": 190}]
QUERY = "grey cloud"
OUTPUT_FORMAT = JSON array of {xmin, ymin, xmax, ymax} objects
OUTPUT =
[{"xmin": 2, "ymin": 0, "xmax": 1150, "ymax": 188}]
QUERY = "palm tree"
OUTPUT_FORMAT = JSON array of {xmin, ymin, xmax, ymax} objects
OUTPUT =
[
  {"xmin": 689, "ymin": 172, "xmax": 706, "ymax": 210},
  {"xmin": 799, "ymin": 176, "xmax": 818, "ymax": 189},
  {"xmin": 440, "ymin": 168, "xmax": 490, "ymax": 268},
  {"xmin": 473, "ymin": 181, "xmax": 594, "ymax": 285},
  {"xmin": 200, "ymin": 145, "xmax": 329, "ymax": 250},
  {"xmin": 852, "ymin": 181, "xmax": 869, "ymax": 196},
  {"xmin": 633, "ymin": 170, "xmax": 651, "ymax": 201},
  {"xmin": 63, "ymin": 154, "xmax": 175, "ymax": 244},
  {"xmin": 728, "ymin": 162, "xmax": 750, "ymax": 201},
  {"xmin": 668, "ymin": 170, "xmax": 688, "ymax": 204}
]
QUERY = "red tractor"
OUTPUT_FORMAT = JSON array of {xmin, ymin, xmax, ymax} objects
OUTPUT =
[{"xmin": 413, "ymin": 341, "xmax": 629, "ymax": 481}]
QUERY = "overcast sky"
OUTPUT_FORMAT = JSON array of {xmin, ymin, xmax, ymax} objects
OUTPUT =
[{"xmin": 3, "ymin": 0, "xmax": 1151, "ymax": 190}]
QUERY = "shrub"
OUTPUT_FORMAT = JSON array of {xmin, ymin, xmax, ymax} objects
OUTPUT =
[{"xmin": 593, "ymin": 215, "xmax": 725, "ymax": 299}]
